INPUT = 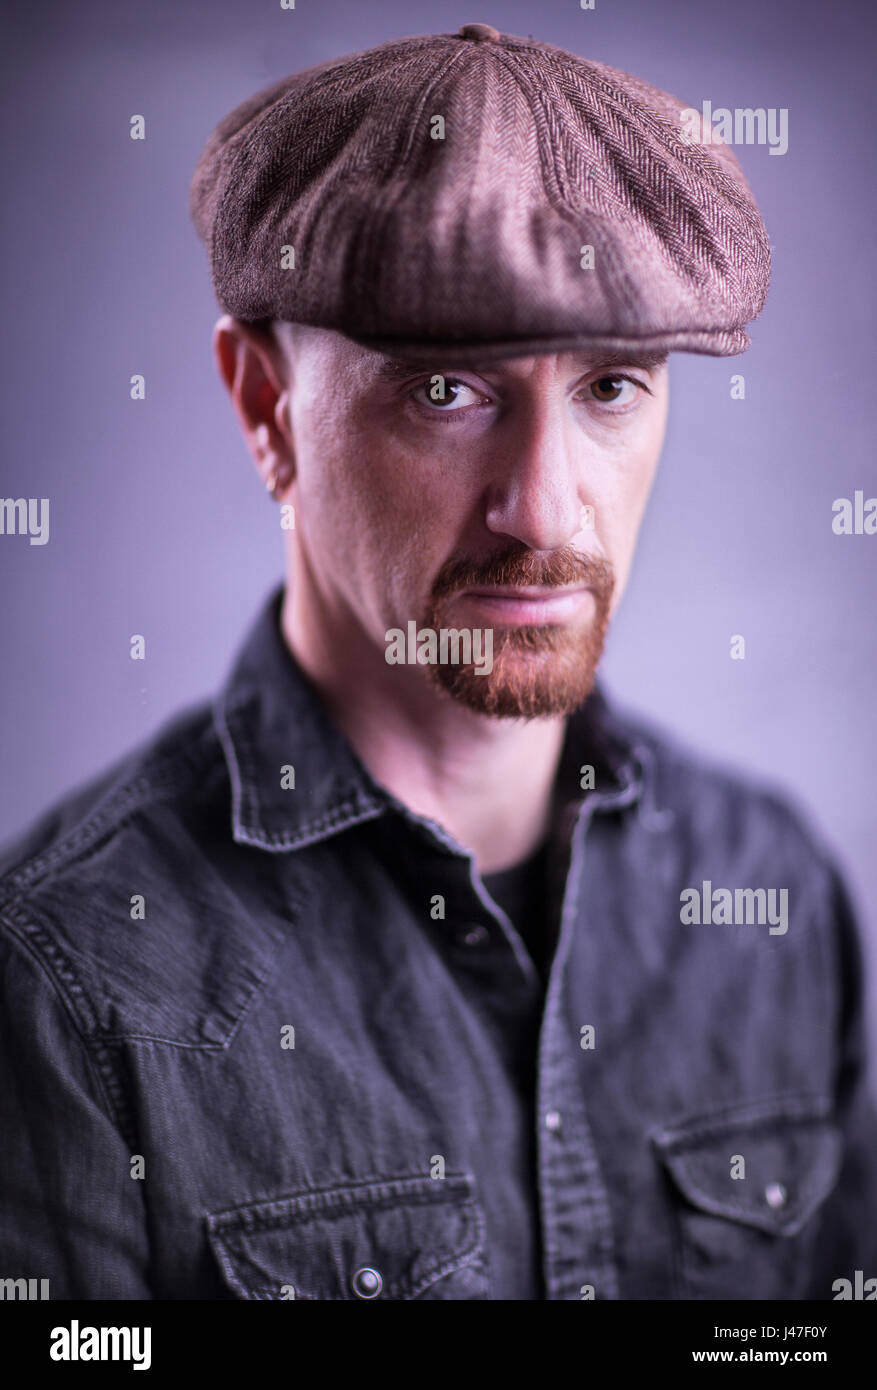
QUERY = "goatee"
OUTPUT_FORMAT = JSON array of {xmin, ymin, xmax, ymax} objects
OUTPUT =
[{"xmin": 423, "ymin": 545, "xmax": 615, "ymax": 719}]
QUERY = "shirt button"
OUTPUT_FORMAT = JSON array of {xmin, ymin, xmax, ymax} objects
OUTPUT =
[
  {"xmin": 460, "ymin": 923, "xmax": 490, "ymax": 948},
  {"xmin": 545, "ymin": 1110, "xmax": 563, "ymax": 1133},
  {"xmin": 764, "ymin": 1182, "xmax": 787, "ymax": 1209},
  {"xmin": 351, "ymin": 1266, "xmax": 383, "ymax": 1298}
]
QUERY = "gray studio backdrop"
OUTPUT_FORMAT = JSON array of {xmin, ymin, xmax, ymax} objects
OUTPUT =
[{"xmin": 1, "ymin": 0, "xmax": 875, "ymax": 1046}]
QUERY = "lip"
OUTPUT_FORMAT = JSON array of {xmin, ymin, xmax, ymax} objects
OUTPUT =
[
  {"xmin": 454, "ymin": 584, "xmax": 593, "ymax": 625},
  {"xmin": 463, "ymin": 585, "xmax": 588, "ymax": 599}
]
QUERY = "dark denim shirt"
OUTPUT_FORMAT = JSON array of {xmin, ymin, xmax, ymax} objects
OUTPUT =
[{"xmin": 1, "ymin": 584, "xmax": 876, "ymax": 1301}]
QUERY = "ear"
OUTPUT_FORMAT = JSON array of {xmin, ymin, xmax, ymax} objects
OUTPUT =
[{"xmin": 212, "ymin": 316, "xmax": 295, "ymax": 494}]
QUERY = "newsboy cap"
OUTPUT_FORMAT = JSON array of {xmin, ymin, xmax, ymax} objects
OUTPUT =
[{"xmin": 190, "ymin": 22, "xmax": 770, "ymax": 362}]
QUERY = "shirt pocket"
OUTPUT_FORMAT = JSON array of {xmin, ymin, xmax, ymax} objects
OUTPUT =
[
  {"xmin": 650, "ymin": 1094, "xmax": 843, "ymax": 1300},
  {"xmin": 205, "ymin": 1172, "xmax": 491, "ymax": 1300}
]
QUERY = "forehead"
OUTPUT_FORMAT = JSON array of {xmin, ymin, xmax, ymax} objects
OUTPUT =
[
  {"xmin": 273, "ymin": 323, "xmax": 667, "ymax": 385},
  {"xmin": 370, "ymin": 348, "xmax": 669, "ymax": 382}
]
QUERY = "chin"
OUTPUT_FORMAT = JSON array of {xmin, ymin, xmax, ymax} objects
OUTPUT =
[{"xmin": 427, "ymin": 632, "xmax": 606, "ymax": 720}]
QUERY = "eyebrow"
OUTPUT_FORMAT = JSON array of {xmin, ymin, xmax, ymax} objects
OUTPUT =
[
  {"xmin": 374, "ymin": 350, "xmax": 668, "ymax": 380},
  {"xmin": 580, "ymin": 350, "xmax": 669, "ymax": 371}
]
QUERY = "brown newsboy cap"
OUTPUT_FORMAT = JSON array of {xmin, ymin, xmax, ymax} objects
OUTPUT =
[{"xmin": 190, "ymin": 22, "xmax": 770, "ymax": 362}]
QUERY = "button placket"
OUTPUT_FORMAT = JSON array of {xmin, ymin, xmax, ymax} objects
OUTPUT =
[
  {"xmin": 536, "ymin": 781, "xmax": 638, "ymax": 1300},
  {"xmin": 469, "ymin": 868, "xmax": 539, "ymax": 985}
]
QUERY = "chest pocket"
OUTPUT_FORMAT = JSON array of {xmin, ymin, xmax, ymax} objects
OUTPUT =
[
  {"xmin": 206, "ymin": 1172, "xmax": 490, "ymax": 1300},
  {"xmin": 651, "ymin": 1094, "xmax": 843, "ymax": 1300}
]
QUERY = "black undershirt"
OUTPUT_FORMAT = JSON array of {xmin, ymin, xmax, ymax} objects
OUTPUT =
[{"xmin": 481, "ymin": 838, "xmax": 554, "ymax": 980}]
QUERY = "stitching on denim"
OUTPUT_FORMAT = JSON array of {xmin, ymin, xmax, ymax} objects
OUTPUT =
[
  {"xmin": 3, "ymin": 767, "xmax": 230, "ymax": 907},
  {"xmin": 650, "ymin": 1090, "xmax": 834, "ymax": 1148},
  {"xmin": 87, "ymin": 1037, "xmax": 139, "ymax": 1155},
  {"xmin": 405, "ymin": 1236, "xmax": 485, "ymax": 1300},
  {"xmin": 96, "ymin": 960, "xmax": 276, "ymax": 1050},
  {"xmin": 111, "ymin": 1035, "xmax": 234, "ymax": 1051},
  {"xmin": 0, "ymin": 725, "xmax": 220, "ymax": 899},
  {"xmin": 0, "ymin": 891, "xmax": 278, "ymax": 1053},
  {"xmin": 216, "ymin": 696, "xmax": 386, "ymax": 850},
  {"xmin": 228, "ymin": 1187, "xmax": 472, "ymax": 1233},
  {"xmin": 651, "ymin": 1097, "xmax": 843, "ymax": 1240},
  {"xmin": 227, "ymin": 1225, "xmax": 484, "ymax": 1302},
  {"xmin": 1, "ymin": 902, "xmax": 99, "ymax": 1031},
  {"xmin": 0, "ymin": 905, "xmax": 137, "ymax": 1148},
  {"xmin": 210, "ymin": 1174, "xmax": 485, "ymax": 1300},
  {"xmin": 210, "ymin": 1175, "xmax": 476, "ymax": 1231},
  {"xmin": 246, "ymin": 1282, "xmax": 315, "ymax": 1300},
  {"xmin": 667, "ymin": 1133, "xmax": 841, "ymax": 1232},
  {"xmin": 809, "ymin": 855, "xmax": 836, "ymax": 1088},
  {"xmin": 213, "ymin": 694, "xmax": 248, "ymax": 848},
  {"xmin": 407, "ymin": 1194, "xmax": 488, "ymax": 1300},
  {"xmin": 0, "ymin": 771, "xmax": 171, "ymax": 898},
  {"xmin": 235, "ymin": 802, "xmax": 384, "ymax": 850}
]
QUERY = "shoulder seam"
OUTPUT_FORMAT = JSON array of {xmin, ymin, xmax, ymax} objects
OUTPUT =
[
  {"xmin": 0, "ymin": 717, "xmax": 223, "ymax": 905},
  {"xmin": 0, "ymin": 903, "xmax": 138, "ymax": 1149}
]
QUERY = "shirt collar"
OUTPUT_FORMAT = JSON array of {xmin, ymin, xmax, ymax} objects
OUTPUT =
[{"xmin": 214, "ymin": 583, "xmax": 646, "ymax": 853}]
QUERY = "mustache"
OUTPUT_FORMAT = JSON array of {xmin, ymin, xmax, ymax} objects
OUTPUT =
[{"xmin": 431, "ymin": 545, "xmax": 615, "ymax": 600}]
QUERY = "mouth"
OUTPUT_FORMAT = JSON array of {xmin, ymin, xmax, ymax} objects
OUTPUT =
[{"xmin": 453, "ymin": 584, "xmax": 594, "ymax": 625}]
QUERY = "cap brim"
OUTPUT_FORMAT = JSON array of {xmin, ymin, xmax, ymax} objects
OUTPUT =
[{"xmin": 342, "ymin": 325, "xmax": 750, "ymax": 364}]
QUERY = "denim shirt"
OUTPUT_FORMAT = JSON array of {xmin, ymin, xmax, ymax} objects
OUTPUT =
[{"xmin": 1, "ymin": 584, "xmax": 875, "ymax": 1301}]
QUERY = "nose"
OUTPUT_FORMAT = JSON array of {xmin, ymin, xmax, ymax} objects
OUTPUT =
[{"xmin": 483, "ymin": 396, "xmax": 591, "ymax": 551}]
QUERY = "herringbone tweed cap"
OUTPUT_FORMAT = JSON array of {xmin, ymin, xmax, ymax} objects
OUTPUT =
[{"xmin": 190, "ymin": 22, "xmax": 770, "ymax": 361}]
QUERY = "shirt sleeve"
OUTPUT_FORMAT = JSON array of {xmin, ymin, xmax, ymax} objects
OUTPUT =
[
  {"xmin": 0, "ymin": 916, "xmax": 153, "ymax": 1299},
  {"xmin": 807, "ymin": 860, "xmax": 877, "ymax": 1293}
]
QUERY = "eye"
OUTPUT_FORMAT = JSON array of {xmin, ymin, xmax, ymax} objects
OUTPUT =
[
  {"xmin": 409, "ymin": 377, "xmax": 485, "ymax": 412},
  {"xmin": 588, "ymin": 375, "xmax": 639, "ymax": 405}
]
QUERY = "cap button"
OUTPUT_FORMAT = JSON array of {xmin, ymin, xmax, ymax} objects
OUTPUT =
[{"xmin": 458, "ymin": 23, "xmax": 501, "ymax": 42}]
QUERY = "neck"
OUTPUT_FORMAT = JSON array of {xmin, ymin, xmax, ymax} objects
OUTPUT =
[{"xmin": 280, "ymin": 580, "xmax": 567, "ymax": 875}]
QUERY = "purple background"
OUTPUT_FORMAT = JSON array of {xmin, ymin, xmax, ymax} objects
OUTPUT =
[{"xmin": 1, "ymin": 0, "xmax": 876, "ymax": 1052}]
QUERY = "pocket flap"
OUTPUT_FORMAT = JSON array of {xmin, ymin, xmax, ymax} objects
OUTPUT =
[
  {"xmin": 651, "ymin": 1094, "xmax": 843, "ymax": 1237},
  {"xmin": 206, "ymin": 1172, "xmax": 486, "ymax": 1299}
]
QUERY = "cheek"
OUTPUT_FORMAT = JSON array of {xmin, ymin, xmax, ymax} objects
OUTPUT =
[
  {"xmin": 591, "ymin": 431, "xmax": 662, "ymax": 589},
  {"xmin": 293, "ymin": 405, "xmax": 468, "ymax": 608}
]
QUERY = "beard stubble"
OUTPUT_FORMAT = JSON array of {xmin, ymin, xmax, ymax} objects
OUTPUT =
[{"xmin": 421, "ymin": 544, "xmax": 615, "ymax": 719}]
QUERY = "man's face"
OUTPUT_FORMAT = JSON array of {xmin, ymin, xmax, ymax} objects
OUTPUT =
[{"xmin": 274, "ymin": 324, "xmax": 669, "ymax": 719}]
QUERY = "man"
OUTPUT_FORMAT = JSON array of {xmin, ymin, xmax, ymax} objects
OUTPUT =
[{"xmin": 1, "ymin": 24, "xmax": 875, "ymax": 1301}]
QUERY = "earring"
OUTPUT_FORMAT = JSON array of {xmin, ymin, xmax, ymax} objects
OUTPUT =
[{"xmin": 267, "ymin": 466, "xmax": 290, "ymax": 500}]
